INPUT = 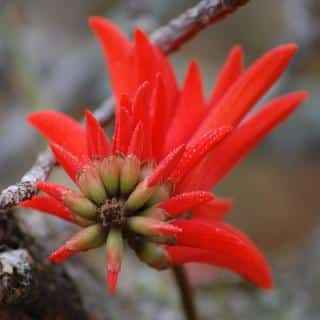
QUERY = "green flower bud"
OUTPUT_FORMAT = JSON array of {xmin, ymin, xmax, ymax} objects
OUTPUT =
[
  {"xmin": 100, "ymin": 156, "xmax": 120, "ymax": 196},
  {"xmin": 120, "ymin": 155, "xmax": 141, "ymax": 195},
  {"xmin": 77, "ymin": 164, "xmax": 107, "ymax": 204},
  {"xmin": 63, "ymin": 191, "xmax": 97, "ymax": 220},
  {"xmin": 66, "ymin": 224, "xmax": 106, "ymax": 251}
]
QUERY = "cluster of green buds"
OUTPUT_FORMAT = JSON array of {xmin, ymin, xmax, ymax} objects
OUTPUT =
[{"xmin": 33, "ymin": 146, "xmax": 185, "ymax": 293}]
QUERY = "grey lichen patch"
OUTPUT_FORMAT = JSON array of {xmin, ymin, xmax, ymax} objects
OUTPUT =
[{"xmin": 0, "ymin": 249, "xmax": 35, "ymax": 305}]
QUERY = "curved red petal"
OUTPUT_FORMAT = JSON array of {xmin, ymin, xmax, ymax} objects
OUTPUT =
[
  {"xmin": 49, "ymin": 246, "xmax": 77, "ymax": 263},
  {"xmin": 150, "ymin": 74, "xmax": 169, "ymax": 161},
  {"xmin": 191, "ymin": 198, "xmax": 233, "ymax": 222},
  {"xmin": 169, "ymin": 220, "xmax": 273, "ymax": 289},
  {"xmin": 209, "ymin": 45, "xmax": 244, "ymax": 107},
  {"xmin": 131, "ymin": 82, "xmax": 152, "ymax": 160},
  {"xmin": 147, "ymin": 144, "xmax": 186, "ymax": 187},
  {"xmin": 163, "ymin": 61, "xmax": 205, "ymax": 154},
  {"xmin": 127, "ymin": 122, "xmax": 144, "ymax": 159},
  {"xmin": 36, "ymin": 181, "xmax": 69, "ymax": 201},
  {"xmin": 85, "ymin": 110, "xmax": 111, "ymax": 160},
  {"xmin": 184, "ymin": 91, "xmax": 308, "ymax": 191},
  {"xmin": 50, "ymin": 143, "xmax": 84, "ymax": 181},
  {"xmin": 133, "ymin": 28, "xmax": 157, "ymax": 89},
  {"xmin": 89, "ymin": 17, "xmax": 133, "ymax": 106},
  {"xmin": 112, "ymin": 107, "xmax": 133, "ymax": 155},
  {"xmin": 28, "ymin": 111, "xmax": 88, "ymax": 161},
  {"xmin": 166, "ymin": 245, "xmax": 272, "ymax": 289},
  {"xmin": 20, "ymin": 195, "xmax": 74, "ymax": 223},
  {"xmin": 158, "ymin": 191, "xmax": 214, "ymax": 216},
  {"xmin": 152, "ymin": 45, "xmax": 179, "ymax": 111},
  {"xmin": 193, "ymin": 44, "xmax": 298, "ymax": 142},
  {"xmin": 170, "ymin": 126, "xmax": 232, "ymax": 185}
]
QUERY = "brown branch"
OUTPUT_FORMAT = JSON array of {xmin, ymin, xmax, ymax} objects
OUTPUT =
[
  {"xmin": 0, "ymin": 0, "xmax": 250, "ymax": 211},
  {"xmin": 151, "ymin": 0, "xmax": 251, "ymax": 54},
  {"xmin": 0, "ymin": 211, "xmax": 90, "ymax": 319},
  {"xmin": 172, "ymin": 266, "xmax": 198, "ymax": 320}
]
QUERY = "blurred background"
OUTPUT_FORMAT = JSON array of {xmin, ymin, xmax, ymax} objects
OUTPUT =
[{"xmin": 1, "ymin": 0, "xmax": 320, "ymax": 319}]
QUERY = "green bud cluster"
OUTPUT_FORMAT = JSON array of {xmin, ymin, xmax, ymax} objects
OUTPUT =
[{"xmin": 66, "ymin": 154, "xmax": 176, "ymax": 270}]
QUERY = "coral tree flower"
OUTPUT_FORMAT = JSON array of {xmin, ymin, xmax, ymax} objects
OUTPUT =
[{"xmin": 20, "ymin": 17, "xmax": 308, "ymax": 294}]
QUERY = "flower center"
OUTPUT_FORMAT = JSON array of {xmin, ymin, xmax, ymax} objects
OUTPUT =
[{"xmin": 97, "ymin": 198, "xmax": 126, "ymax": 228}]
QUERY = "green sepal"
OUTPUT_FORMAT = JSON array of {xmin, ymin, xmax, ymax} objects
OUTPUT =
[
  {"xmin": 136, "ymin": 242, "xmax": 170, "ymax": 270},
  {"xmin": 100, "ymin": 155, "xmax": 120, "ymax": 196},
  {"xmin": 125, "ymin": 180, "xmax": 154, "ymax": 211},
  {"xmin": 76, "ymin": 164, "xmax": 107, "ymax": 204},
  {"xmin": 66, "ymin": 224, "xmax": 107, "ymax": 251},
  {"xmin": 120, "ymin": 155, "xmax": 141, "ymax": 195},
  {"xmin": 63, "ymin": 191, "xmax": 97, "ymax": 220}
]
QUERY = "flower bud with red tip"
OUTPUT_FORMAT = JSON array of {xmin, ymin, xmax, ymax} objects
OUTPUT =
[
  {"xmin": 106, "ymin": 228, "xmax": 124, "ymax": 294},
  {"xmin": 127, "ymin": 216, "xmax": 182, "ymax": 237},
  {"xmin": 77, "ymin": 164, "xmax": 107, "ymax": 204},
  {"xmin": 125, "ymin": 180, "xmax": 155, "ymax": 211}
]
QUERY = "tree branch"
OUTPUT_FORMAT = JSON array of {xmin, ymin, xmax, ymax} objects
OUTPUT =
[
  {"xmin": 151, "ymin": 0, "xmax": 250, "ymax": 54},
  {"xmin": 0, "ymin": 211, "xmax": 90, "ymax": 319},
  {"xmin": 0, "ymin": 0, "xmax": 250, "ymax": 210}
]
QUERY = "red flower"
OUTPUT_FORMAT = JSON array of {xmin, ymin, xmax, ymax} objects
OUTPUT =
[{"xmin": 20, "ymin": 17, "xmax": 308, "ymax": 293}]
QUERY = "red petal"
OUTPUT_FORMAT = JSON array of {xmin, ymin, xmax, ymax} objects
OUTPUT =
[
  {"xmin": 28, "ymin": 111, "xmax": 88, "ymax": 161},
  {"xmin": 50, "ymin": 143, "xmax": 84, "ymax": 181},
  {"xmin": 132, "ymin": 81, "xmax": 151, "ymax": 125},
  {"xmin": 150, "ymin": 74, "xmax": 169, "ymax": 161},
  {"xmin": 89, "ymin": 17, "xmax": 133, "ymax": 106},
  {"xmin": 192, "ymin": 44, "xmax": 298, "ymax": 142},
  {"xmin": 49, "ymin": 246, "xmax": 76, "ymax": 263},
  {"xmin": 133, "ymin": 28, "xmax": 157, "ymax": 88},
  {"xmin": 20, "ymin": 195, "xmax": 74, "ymax": 223},
  {"xmin": 119, "ymin": 94, "xmax": 132, "ymax": 113},
  {"xmin": 85, "ymin": 110, "xmax": 111, "ymax": 160},
  {"xmin": 191, "ymin": 198, "xmax": 233, "ymax": 222},
  {"xmin": 152, "ymin": 45, "xmax": 179, "ymax": 110},
  {"xmin": 170, "ymin": 126, "xmax": 232, "ymax": 185},
  {"xmin": 147, "ymin": 144, "xmax": 186, "ymax": 187},
  {"xmin": 36, "ymin": 181, "xmax": 68, "ymax": 201},
  {"xmin": 112, "ymin": 107, "xmax": 133, "ymax": 155},
  {"xmin": 158, "ymin": 191, "xmax": 214, "ymax": 217},
  {"xmin": 127, "ymin": 122, "xmax": 144, "ymax": 159},
  {"xmin": 132, "ymin": 82, "xmax": 152, "ymax": 159},
  {"xmin": 169, "ymin": 220, "xmax": 273, "ymax": 289},
  {"xmin": 166, "ymin": 245, "xmax": 272, "ymax": 289},
  {"xmin": 163, "ymin": 61, "xmax": 205, "ymax": 154},
  {"xmin": 185, "ymin": 91, "xmax": 308, "ymax": 191},
  {"xmin": 209, "ymin": 45, "xmax": 244, "ymax": 107}
]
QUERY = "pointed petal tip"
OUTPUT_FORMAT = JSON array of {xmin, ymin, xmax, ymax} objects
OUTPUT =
[
  {"xmin": 134, "ymin": 27, "xmax": 147, "ymax": 39},
  {"xmin": 147, "ymin": 144, "xmax": 186, "ymax": 188},
  {"xmin": 230, "ymin": 44, "xmax": 244, "ymax": 61},
  {"xmin": 107, "ymin": 271, "xmax": 119, "ymax": 294},
  {"xmin": 231, "ymin": 44, "xmax": 243, "ymax": 53},
  {"xmin": 293, "ymin": 90, "xmax": 309, "ymax": 101},
  {"xmin": 36, "ymin": 181, "xmax": 66, "ymax": 201},
  {"xmin": 88, "ymin": 16, "xmax": 107, "ymax": 29},
  {"xmin": 49, "ymin": 246, "xmax": 75, "ymax": 264},
  {"xmin": 50, "ymin": 143, "xmax": 83, "ymax": 181},
  {"xmin": 274, "ymin": 43, "xmax": 298, "ymax": 58}
]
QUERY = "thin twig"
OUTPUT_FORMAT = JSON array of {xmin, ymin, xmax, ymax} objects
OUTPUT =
[
  {"xmin": 0, "ymin": 0, "xmax": 250, "ymax": 211},
  {"xmin": 173, "ymin": 266, "xmax": 198, "ymax": 320},
  {"xmin": 151, "ymin": 0, "xmax": 251, "ymax": 54}
]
